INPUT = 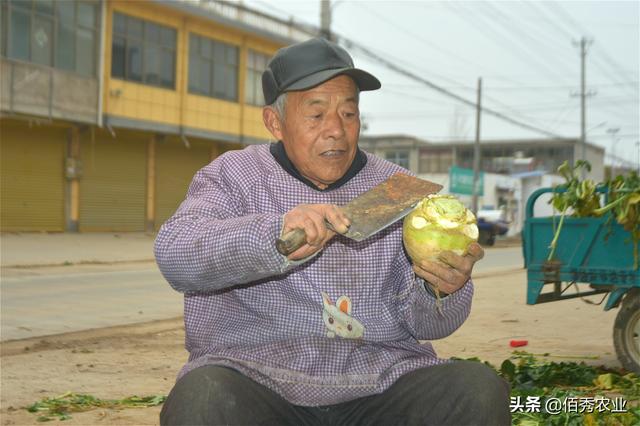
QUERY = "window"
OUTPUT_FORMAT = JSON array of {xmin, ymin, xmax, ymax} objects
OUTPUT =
[
  {"xmin": 419, "ymin": 148, "xmax": 453, "ymax": 173},
  {"xmin": 111, "ymin": 12, "xmax": 176, "ymax": 89},
  {"xmin": 0, "ymin": 2, "xmax": 5, "ymax": 57},
  {"xmin": 1, "ymin": 0, "xmax": 98, "ymax": 76},
  {"xmin": 245, "ymin": 49, "xmax": 269, "ymax": 106},
  {"xmin": 385, "ymin": 150, "xmax": 410, "ymax": 169},
  {"xmin": 188, "ymin": 33, "xmax": 238, "ymax": 101}
]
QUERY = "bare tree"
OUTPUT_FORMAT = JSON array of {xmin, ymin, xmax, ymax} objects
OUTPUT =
[{"xmin": 449, "ymin": 105, "xmax": 471, "ymax": 140}]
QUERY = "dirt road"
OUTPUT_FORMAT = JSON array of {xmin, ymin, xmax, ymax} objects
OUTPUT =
[{"xmin": 1, "ymin": 269, "xmax": 619, "ymax": 425}]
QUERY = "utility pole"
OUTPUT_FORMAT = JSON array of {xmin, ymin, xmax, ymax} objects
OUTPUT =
[
  {"xmin": 572, "ymin": 37, "xmax": 594, "ymax": 178},
  {"xmin": 472, "ymin": 77, "xmax": 482, "ymax": 215},
  {"xmin": 320, "ymin": 0, "xmax": 331, "ymax": 40}
]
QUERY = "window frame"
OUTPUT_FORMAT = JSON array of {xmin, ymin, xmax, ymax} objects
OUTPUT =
[
  {"xmin": 111, "ymin": 11, "xmax": 176, "ymax": 90},
  {"xmin": 1, "ymin": 0, "xmax": 99, "ymax": 77},
  {"xmin": 188, "ymin": 32, "xmax": 239, "ymax": 102},
  {"xmin": 385, "ymin": 150, "xmax": 410, "ymax": 170},
  {"xmin": 245, "ymin": 49, "xmax": 269, "ymax": 106},
  {"xmin": 418, "ymin": 147, "xmax": 454, "ymax": 173}
]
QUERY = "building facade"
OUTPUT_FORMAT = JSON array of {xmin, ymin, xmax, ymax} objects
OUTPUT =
[
  {"xmin": 1, "ymin": 0, "xmax": 308, "ymax": 232},
  {"xmin": 360, "ymin": 135, "xmax": 605, "ymax": 181}
]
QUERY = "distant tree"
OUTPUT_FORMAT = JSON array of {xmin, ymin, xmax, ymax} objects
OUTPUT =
[{"xmin": 449, "ymin": 105, "xmax": 470, "ymax": 140}]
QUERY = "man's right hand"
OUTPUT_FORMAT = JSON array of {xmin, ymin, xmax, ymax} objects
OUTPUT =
[{"xmin": 282, "ymin": 204, "xmax": 351, "ymax": 260}]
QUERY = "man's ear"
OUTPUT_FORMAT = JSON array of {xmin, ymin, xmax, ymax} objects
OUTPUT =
[{"xmin": 263, "ymin": 107, "xmax": 284, "ymax": 141}]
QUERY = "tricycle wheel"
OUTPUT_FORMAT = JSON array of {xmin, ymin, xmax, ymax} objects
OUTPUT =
[{"xmin": 613, "ymin": 289, "xmax": 640, "ymax": 374}]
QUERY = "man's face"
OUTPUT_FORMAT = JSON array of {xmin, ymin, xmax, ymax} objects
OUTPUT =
[{"xmin": 265, "ymin": 75, "xmax": 360, "ymax": 190}]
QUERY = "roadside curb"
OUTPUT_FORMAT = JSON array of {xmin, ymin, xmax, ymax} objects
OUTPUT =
[
  {"xmin": 1, "ymin": 258, "xmax": 157, "ymax": 269},
  {"xmin": 1, "ymin": 317, "xmax": 185, "ymax": 356}
]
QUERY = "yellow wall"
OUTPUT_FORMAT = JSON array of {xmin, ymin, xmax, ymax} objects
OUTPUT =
[
  {"xmin": 103, "ymin": 0, "xmax": 278, "ymax": 142},
  {"xmin": 104, "ymin": 1, "xmax": 183, "ymax": 126}
]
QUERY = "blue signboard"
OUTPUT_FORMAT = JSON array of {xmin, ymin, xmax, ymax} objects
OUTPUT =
[{"xmin": 449, "ymin": 166, "xmax": 484, "ymax": 196}]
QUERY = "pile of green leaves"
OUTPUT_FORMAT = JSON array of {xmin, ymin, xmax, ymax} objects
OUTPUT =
[
  {"xmin": 551, "ymin": 161, "xmax": 602, "ymax": 218},
  {"xmin": 548, "ymin": 161, "xmax": 640, "ymax": 267},
  {"xmin": 606, "ymin": 172, "xmax": 640, "ymax": 269},
  {"xmin": 462, "ymin": 352, "xmax": 640, "ymax": 425},
  {"xmin": 26, "ymin": 392, "xmax": 166, "ymax": 422}
]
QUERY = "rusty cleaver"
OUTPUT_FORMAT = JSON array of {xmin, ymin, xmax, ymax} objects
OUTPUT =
[{"xmin": 276, "ymin": 173, "xmax": 443, "ymax": 256}]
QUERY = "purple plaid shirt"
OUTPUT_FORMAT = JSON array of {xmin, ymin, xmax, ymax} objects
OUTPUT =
[{"xmin": 154, "ymin": 144, "xmax": 473, "ymax": 406}]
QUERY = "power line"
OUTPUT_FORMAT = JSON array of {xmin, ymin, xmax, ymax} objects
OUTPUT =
[
  {"xmin": 443, "ymin": 1, "xmax": 574, "ymax": 84},
  {"xmin": 522, "ymin": 1, "xmax": 576, "ymax": 40},
  {"xmin": 364, "ymin": 96, "xmax": 634, "ymax": 115},
  {"xmin": 481, "ymin": 1, "xmax": 577, "ymax": 71},
  {"xmin": 548, "ymin": 0, "xmax": 639, "ymax": 98},
  {"xmin": 437, "ymin": 2, "xmax": 595, "ymax": 124},
  {"xmin": 381, "ymin": 88, "xmax": 579, "ymax": 126},
  {"xmin": 230, "ymin": 1, "xmax": 635, "ymax": 141},
  {"xmin": 358, "ymin": 2, "xmax": 580, "ymax": 129},
  {"xmin": 356, "ymin": 4, "xmax": 496, "ymax": 80},
  {"xmin": 382, "ymin": 83, "xmax": 636, "ymax": 131},
  {"xmin": 591, "ymin": 134, "xmax": 639, "ymax": 138},
  {"xmin": 548, "ymin": 102, "xmax": 579, "ymax": 131},
  {"xmin": 512, "ymin": 0, "xmax": 639, "ymax": 114},
  {"xmin": 382, "ymin": 88, "xmax": 466, "ymax": 107},
  {"xmin": 342, "ymin": 7, "xmax": 632, "ymax": 136},
  {"xmin": 385, "ymin": 81, "xmax": 638, "ymax": 91},
  {"xmin": 332, "ymin": 22, "xmax": 475, "ymax": 92},
  {"xmin": 339, "ymin": 35, "xmax": 565, "ymax": 138}
]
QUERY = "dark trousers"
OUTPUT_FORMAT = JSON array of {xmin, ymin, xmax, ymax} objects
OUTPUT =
[{"xmin": 160, "ymin": 361, "xmax": 511, "ymax": 426}]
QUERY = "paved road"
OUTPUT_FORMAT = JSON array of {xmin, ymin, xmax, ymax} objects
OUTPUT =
[
  {"xmin": 476, "ymin": 246, "xmax": 524, "ymax": 273},
  {"xmin": 1, "ymin": 263, "xmax": 183, "ymax": 341},
  {"xmin": 1, "ymin": 247, "xmax": 523, "ymax": 341}
]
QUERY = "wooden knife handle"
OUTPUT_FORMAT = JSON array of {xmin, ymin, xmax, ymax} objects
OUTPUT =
[
  {"xmin": 276, "ymin": 220, "xmax": 341, "ymax": 256},
  {"xmin": 276, "ymin": 228, "xmax": 307, "ymax": 256}
]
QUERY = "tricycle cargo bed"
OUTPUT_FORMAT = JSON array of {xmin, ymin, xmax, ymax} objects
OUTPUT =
[
  {"xmin": 523, "ymin": 188, "xmax": 640, "ymax": 309},
  {"xmin": 523, "ymin": 185, "xmax": 640, "ymax": 374}
]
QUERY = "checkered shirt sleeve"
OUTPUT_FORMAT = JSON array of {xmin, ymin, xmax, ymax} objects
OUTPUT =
[{"xmin": 154, "ymin": 158, "xmax": 289, "ymax": 293}]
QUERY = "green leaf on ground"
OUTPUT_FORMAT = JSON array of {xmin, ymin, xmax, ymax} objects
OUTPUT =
[
  {"xmin": 459, "ymin": 352, "xmax": 640, "ymax": 425},
  {"xmin": 26, "ymin": 392, "xmax": 166, "ymax": 422}
]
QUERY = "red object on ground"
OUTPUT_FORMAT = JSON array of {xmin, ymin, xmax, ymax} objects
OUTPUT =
[{"xmin": 510, "ymin": 340, "xmax": 528, "ymax": 347}]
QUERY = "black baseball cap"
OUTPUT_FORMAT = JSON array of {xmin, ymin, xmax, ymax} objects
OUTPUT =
[{"xmin": 262, "ymin": 37, "xmax": 381, "ymax": 105}]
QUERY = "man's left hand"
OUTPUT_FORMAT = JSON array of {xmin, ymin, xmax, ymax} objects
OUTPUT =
[{"xmin": 412, "ymin": 243, "xmax": 485, "ymax": 296}]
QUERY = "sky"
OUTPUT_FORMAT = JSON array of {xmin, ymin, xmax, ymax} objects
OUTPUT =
[{"xmin": 244, "ymin": 0, "xmax": 640, "ymax": 169}]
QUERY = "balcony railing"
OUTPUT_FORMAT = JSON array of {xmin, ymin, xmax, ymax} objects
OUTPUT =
[
  {"xmin": 0, "ymin": 58, "xmax": 99, "ymax": 124},
  {"xmin": 175, "ymin": 0, "xmax": 316, "ymax": 43}
]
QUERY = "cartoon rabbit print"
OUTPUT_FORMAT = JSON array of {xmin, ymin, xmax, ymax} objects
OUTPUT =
[{"xmin": 321, "ymin": 292, "xmax": 364, "ymax": 339}]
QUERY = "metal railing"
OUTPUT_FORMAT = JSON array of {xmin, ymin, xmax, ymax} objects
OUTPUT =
[
  {"xmin": 176, "ymin": 0, "xmax": 316, "ymax": 42},
  {"xmin": 0, "ymin": 58, "xmax": 99, "ymax": 124}
]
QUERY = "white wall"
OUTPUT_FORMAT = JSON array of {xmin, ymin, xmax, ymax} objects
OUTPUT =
[
  {"xmin": 418, "ymin": 172, "xmax": 523, "ymax": 235},
  {"xmin": 521, "ymin": 174, "xmax": 566, "ymax": 220},
  {"xmin": 573, "ymin": 143, "xmax": 605, "ymax": 182}
]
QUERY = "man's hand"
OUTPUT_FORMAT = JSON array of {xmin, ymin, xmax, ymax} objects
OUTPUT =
[
  {"xmin": 282, "ymin": 204, "xmax": 350, "ymax": 260},
  {"xmin": 412, "ymin": 243, "xmax": 485, "ymax": 296}
]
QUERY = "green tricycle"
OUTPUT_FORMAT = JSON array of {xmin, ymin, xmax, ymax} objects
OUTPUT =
[{"xmin": 522, "ymin": 186, "xmax": 640, "ymax": 374}]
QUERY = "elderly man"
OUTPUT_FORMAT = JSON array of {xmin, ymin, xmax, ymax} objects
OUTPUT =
[{"xmin": 156, "ymin": 37, "xmax": 510, "ymax": 425}]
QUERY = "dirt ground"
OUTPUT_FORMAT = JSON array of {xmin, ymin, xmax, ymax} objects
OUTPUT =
[{"xmin": 1, "ymin": 269, "xmax": 620, "ymax": 425}]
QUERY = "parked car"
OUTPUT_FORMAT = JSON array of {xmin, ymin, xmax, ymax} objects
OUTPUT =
[{"xmin": 476, "ymin": 209, "xmax": 510, "ymax": 246}]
